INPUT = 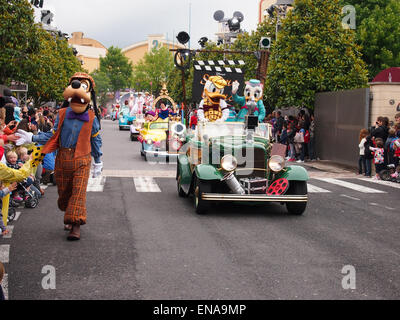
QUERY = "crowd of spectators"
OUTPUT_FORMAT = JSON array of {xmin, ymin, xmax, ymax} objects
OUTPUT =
[
  {"xmin": 266, "ymin": 110, "xmax": 315, "ymax": 163},
  {"xmin": 0, "ymin": 88, "xmax": 58, "ymax": 237},
  {"xmin": 359, "ymin": 114, "xmax": 400, "ymax": 179}
]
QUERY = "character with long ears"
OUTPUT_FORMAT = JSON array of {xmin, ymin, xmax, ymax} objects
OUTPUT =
[
  {"xmin": 15, "ymin": 72, "xmax": 103, "ymax": 241},
  {"xmin": 231, "ymin": 79, "xmax": 266, "ymax": 123},
  {"xmin": 198, "ymin": 75, "xmax": 231, "ymax": 123}
]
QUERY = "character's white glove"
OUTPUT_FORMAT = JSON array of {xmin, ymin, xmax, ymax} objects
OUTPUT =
[
  {"xmin": 232, "ymin": 81, "xmax": 240, "ymax": 95},
  {"xmin": 15, "ymin": 130, "xmax": 33, "ymax": 146},
  {"xmin": 92, "ymin": 162, "xmax": 103, "ymax": 178}
]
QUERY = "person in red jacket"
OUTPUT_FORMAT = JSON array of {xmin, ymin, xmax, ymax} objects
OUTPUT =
[{"xmin": 189, "ymin": 110, "xmax": 198, "ymax": 130}]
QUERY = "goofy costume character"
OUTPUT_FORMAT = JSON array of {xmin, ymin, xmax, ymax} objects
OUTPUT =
[
  {"xmin": 232, "ymin": 79, "xmax": 266, "ymax": 122},
  {"xmin": 16, "ymin": 72, "xmax": 103, "ymax": 241}
]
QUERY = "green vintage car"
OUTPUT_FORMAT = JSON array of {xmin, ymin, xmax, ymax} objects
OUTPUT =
[{"xmin": 176, "ymin": 121, "xmax": 309, "ymax": 215}]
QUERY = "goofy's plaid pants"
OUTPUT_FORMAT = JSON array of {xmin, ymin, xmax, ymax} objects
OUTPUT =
[{"xmin": 55, "ymin": 148, "xmax": 91, "ymax": 225}]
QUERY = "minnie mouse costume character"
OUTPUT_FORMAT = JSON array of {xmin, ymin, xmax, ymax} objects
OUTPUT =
[{"xmin": 16, "ymin": 72, "xmax": 103, "ymax": 241}]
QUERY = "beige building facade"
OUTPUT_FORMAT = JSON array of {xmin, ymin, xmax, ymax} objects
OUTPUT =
[
  {"xmin": 259, "ymin": 0, "xmax": 276, "ymax": 23},
  {"xmin": 369, "ymin": 83, "xmax": 400, "ymax": 127},
  {"xmin": 69, "ymin": 32, "xmax": 185, "ymax": 73}
]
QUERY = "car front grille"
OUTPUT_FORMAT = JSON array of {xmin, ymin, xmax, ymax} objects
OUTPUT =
[{"xmin": 235, "ymin": 148, "xmax": 267, "ymax": 178}]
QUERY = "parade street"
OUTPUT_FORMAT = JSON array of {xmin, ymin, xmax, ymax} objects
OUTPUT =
[{"xmin": 1, "ymin": 119, "xmax": 399, "ymax": 300}]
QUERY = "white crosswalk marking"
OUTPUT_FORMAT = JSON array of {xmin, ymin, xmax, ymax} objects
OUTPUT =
[
  {"xmin": 307, "ymin": 183, "xmax": 331, "ymax": 193},
  {"xmin": 2, "ymin": 274, "xmax": 8, "ymax": 300},
  {"xmin": 358, "ymin": 178, "xmax": 400, "ymax": 190},
  {"xmin": 314, "ymin": 178, "xmax": 386, "ymax": 194},
  {"xmin": 134, "ymin": 177, "xmax": 161, "ymax": 193},
  {"xmin": 13, "ymin": 211, "xmax": 22, "ymax": 222},
  {"xmin": 0, "ymin": 245, "xmax": 10, "ymax": 263},
  {"xmin": 87, "ymin": 175, "xmax": 106, "ymax": 192}
]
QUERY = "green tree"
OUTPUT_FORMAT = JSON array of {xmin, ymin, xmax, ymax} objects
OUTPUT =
[
  {"xmin": 131, "ymin": 46, "xmax": 175, "ymax": 94},
  {"xmin": 99, "ymin": 46, "xmax": 133, "ymax": 92},
  {"xmin": 265, "ymin": 0, "xmax": 368, "ymax": 111},
  {"xmin": 25, "ymin": 28, "xmax": 82, "ymax": 106},
  {"xmin": 0, "ymin": 0, "xmax": 40, "ymax": 84},
  {"xmin": 341, "ymin": 0, "xmax": 400, "ymax": 79},
  {"xmin": 91, "ymin": 69, "xmax": 112, "ymax": 107}
]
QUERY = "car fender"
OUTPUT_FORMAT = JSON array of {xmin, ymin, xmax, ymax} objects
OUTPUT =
[
  {"xmin": 277, "ymin": 165, "xmax": 309, "ymax": 181},
  {"xmin": 194, "ymin": 164, "xmax": 224, "ymax": 181},
  {"xmin": 177, "ymin": 154, "xmax": 192, "ymax": 186}
]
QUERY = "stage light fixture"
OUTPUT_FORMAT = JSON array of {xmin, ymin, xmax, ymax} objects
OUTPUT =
[{"xmin": 176, "ymin": 31, "xmax": 190, "ymax": 45}]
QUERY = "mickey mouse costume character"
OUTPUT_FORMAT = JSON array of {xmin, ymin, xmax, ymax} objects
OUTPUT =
[{"xmin": 16, "ymin": 72, "xmax": 103, "ymax": 241}]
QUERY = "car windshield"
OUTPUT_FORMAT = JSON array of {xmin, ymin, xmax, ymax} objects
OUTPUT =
[
  {"xmin": 150, "ymin": 122, "xmax": 169, "ymax": 130},
  {"xmin": 196, "ymin": 122, "xmax": 245, "ymax": 140},
  {"xmin": 194, "ymin": 122, "xmax": 271, "ymax": 140}
]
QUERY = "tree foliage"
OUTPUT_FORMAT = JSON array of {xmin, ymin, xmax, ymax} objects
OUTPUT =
[
  {"xmin": 90, "ymin": 69, "xmax": 112, "ymax": 107},
  {"xmin": 0, "ymin": 0, "xmax": 39, "ymax": 84},
  {"xmin": 265, "ymin": 0, "xmax": 368, "ymax": 110},
  {"xmin": 99, "ymin": 46, "xmax": 133, "ymax": 92},
  {"xmin": 131, "ymin": 46, "xmax": 175, "ymax": 95},
  {"xmin": 0, "ymin": 0, "xmax": 82, "ymax": 106},
  {"xmin": 27, "ymin": 29, "xmax": 83, "ymax": 106},
  {"xmin": 341, "ymin": 0, "xmax": 400, "ymax": 79}
]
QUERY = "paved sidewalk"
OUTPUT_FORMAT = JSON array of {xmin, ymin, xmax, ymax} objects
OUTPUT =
[{"xmin": 290, "ymin": 160, "xmax": 359, "ymax": 178}]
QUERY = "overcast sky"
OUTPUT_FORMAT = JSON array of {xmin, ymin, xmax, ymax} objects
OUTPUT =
[{"xmin": 33, "ymin": 0, "xmax": 259, "ymax": 49}]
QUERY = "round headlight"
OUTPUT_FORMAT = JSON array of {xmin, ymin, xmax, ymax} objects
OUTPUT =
[
  {"xmin": 269, "ymin": 155, "xmax": 285, "ymax": 172},
  {"xmin": 221, "ymin": 155, "xmax": 238, "ymax": 172},
  {"xmin": 146, "ymin": 139, "xmax": 153, "ymax": 145}
]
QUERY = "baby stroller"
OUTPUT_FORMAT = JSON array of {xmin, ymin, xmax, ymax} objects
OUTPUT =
[{"xmin": 10, "ymin": 178, "xmax": 40, "ymax": 209}]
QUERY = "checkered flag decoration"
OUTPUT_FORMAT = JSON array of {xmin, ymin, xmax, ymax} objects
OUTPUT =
[{"xmin": 193, "ymin": 60, "xmax": 245, "ymax": 74}]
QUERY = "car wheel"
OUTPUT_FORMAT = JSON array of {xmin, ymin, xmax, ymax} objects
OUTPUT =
[
  {"xmin": 140, "ymin": 144, "xmax": 145, "ymax": 156},
  {"xmin": 119, "ymin": 126, "xmax": 123, "ymax": 131},
  {"xmin": 193, "ymin": 177, "xmax": 211, "ymax": 215},
  {"xmin": 286, "ymin": 181, "xmax": 307, "ymax": 215},
  {"xmin": 130, "ymin": 134, "xmax": 136, "ymax": 141}
]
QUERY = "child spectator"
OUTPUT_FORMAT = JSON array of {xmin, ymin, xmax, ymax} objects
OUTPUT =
[
  {"xmin": 5, "ymin": 150, "xmax": 36, "ymax": 201},
  {"xmin": 358, "ymin": 129, "xmax": 369, "ymax": 175},
  {"xmin": 279, "ymin": 121, "xmax": 288, "ymax": 146},
  {"xmin": 369, "ymin": 138, "xmax": 385, "ymax": 180},
  {"xmin": 0, "ymin": 182, "xmax": 17, "ymax": 237},
  {"xmin": 16, "ymin": 148, "xmax": 42, "ymax": 198},
  {"xmin": 392, "ymin": 137, "xmax": 400, "ymax": 167},
  {"xmin": 385, "ymin": 128, "xmax": 397, "ymax": 166}
]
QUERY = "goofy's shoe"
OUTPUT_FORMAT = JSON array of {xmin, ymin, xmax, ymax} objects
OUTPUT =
[{"xmin": 67, "ymin": 224, "xmax": 81, "ymax": 241}]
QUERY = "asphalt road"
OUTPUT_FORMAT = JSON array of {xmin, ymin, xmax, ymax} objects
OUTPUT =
[{"xmin": 2, "ymin": 120, "xmax": 400, "ymax": 300}]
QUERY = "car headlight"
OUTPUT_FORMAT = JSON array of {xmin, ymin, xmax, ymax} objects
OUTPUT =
[
  {"xmin": 269, "ymin": 155, "xmax": 285, "ymax": 172},
  {"xmin": 146, "ymin": 139, "xmax": 153, "ymax": 145},
  {"xmin": 221, "ymin": 155, "xmax": 238, "ymax": 172}
]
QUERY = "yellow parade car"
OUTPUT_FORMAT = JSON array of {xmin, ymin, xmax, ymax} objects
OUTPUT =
[{"xmin": 138, "ymin": 118, "xmax": 186, "ymax": 161}]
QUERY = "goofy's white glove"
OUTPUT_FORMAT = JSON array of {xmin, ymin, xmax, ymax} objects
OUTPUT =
[
  {"xmin": 92, "ymin": 162, "xmax": 103, "ymax": 178},
  {"xmin": 15, "ymin": 129, "xmax": 34, "ymax": 146}
]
